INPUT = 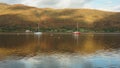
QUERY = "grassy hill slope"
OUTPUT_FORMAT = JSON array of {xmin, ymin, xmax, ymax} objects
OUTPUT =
[{"xmin": 0, "ymin": 3, "xmax": 120, "ymax": 32}]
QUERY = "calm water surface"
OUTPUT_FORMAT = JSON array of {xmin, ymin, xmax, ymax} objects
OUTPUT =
[{"xmin": 0, "ymin": 33, "xmax": 120, "ymax": 68}]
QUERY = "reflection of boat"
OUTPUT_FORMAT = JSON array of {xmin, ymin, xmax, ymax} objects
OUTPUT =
[
  {"xmin": 73, "ymin": 22, "xmax": 80, "ymax": 35},
  {"xmin": 73, "ymin": 33, "xmax": 79, "ymax": 39}
]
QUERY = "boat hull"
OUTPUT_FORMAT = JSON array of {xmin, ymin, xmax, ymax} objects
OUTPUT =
[
  {"xmin": 34, "ymin": 32, "xmax": 42, "ymax": 35},
  {"xmin": 73, "ymin": 32, "xmax": 81, "ymax": 34}
]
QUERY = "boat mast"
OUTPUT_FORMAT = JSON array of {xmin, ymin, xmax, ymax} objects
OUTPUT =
[
  {"xmin": 34, "ymin": 10, "xmax": 40, "ymax": 32},
  {"xmin": 77, "ymin": 22, "xmax": 79, "ymax": 31},
  {"xmin": 37, "ymin": 23, "xmax": 39, "ymax": 32}
]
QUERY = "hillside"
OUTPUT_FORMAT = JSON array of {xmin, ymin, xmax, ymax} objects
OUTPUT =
[{"xmin": 0, "ymin": 3, "xmax": 120, "ymax": 32}]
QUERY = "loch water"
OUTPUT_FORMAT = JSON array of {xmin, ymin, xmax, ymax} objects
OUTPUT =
[{"xmin": 0, "ymin": 33, "xmax": 120, "ymax": 68}]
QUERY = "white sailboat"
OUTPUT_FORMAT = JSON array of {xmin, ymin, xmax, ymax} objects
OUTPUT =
[
  {"xmin": 73, "ymin": 22, "xmax": 80, "ymax": 34},
  {"xmin": 34, "ymin": 10, "xmax": 42, "ymax": 35},
  {"xmin": 34, "ymin": 23, "xmax": 42, "ymax": 35}
]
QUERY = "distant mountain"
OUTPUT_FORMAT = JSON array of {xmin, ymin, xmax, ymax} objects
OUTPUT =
[{"xmin": 0, "ymin": 3, "xmax": 120, "ymax": 32}]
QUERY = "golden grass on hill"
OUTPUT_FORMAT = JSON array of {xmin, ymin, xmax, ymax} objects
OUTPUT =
[{"xmin": 0, "ymin": 3, "xmax": 120, "ymax": 31}]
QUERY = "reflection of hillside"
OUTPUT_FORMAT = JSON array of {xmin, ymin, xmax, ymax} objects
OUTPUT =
[
  {"xmin": 39, "ymin": 34, "xmax": 120, "ymax": 54},
  {"xmin": 39, "ymin": 34, "xmax": 87, "ymax": 53},
  {"xmin": 0, "ymin": 34, "xmax": 120, "ymax": 59},
  {"xmin": 0, "ymin": 35, "xmax": 35, "ymax": 59},
  {"xmin": 79, "ymin": 34, "xmax": 105, "ymax": 54},
  {"xmin": 39, "ymin": 34, "xmax": 78, "ymax": 52},
  {"xmin": 0, "ymin": 34, "xmax": 36, "ymax": 48},
  {"xmin": 93, "ymin": 34, "xmax": 120, "ymax": 49}
]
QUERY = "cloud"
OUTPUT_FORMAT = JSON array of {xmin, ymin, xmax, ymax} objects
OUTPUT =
[
  {"xmin": 0, "ymin": 0, "xmax": 93, "ymax": 8},
  {"xmin": 0, "ymin": 0, "xmax": 119, "ymax": 12},
  {"xmin": 113, "ymin": 5, "xmax": 120, "ymax": 11},
  {"xmin": 0, "ymin": 0, "xmax": 23, "ymax": 4},
  {"xmin": 106, "ymin": 1, "xmax": 113, "ymax": 4}
]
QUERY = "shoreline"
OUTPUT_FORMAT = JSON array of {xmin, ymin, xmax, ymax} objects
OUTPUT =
[{"xmin": 0, "ymin": 32, "xmax": 120, "ymax": 35}]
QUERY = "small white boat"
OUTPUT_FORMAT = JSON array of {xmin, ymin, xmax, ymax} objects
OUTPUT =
[
  {"xmin": 34, "ymin": 32, "xmax": 42, "ymax": 35},
  {"xmin": 34, "ymin": 21, "xmax": 42, "ymax": 35}
]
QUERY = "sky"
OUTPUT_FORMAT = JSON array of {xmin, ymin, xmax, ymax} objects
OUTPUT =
[{"xmin": 0, "ymin": 0, "xmax": 120, "ymax": 12}]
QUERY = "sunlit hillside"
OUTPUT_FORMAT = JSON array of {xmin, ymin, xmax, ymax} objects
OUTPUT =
[{"xmin": 0, "ymin": 3, "xmax": 120, "ymax": 32}]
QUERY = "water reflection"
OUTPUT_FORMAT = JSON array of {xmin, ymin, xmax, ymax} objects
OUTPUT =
[
  {"xmin": 0, "ymin": 33, "xmax": 120, "ymax": 68},
  {"xmin": 0, "ymin": 52, "xmax": 120, "ymax": 68},
  {"xmin": 0, "ymin": 33, "xmax": 120, "ymax": 56}
]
